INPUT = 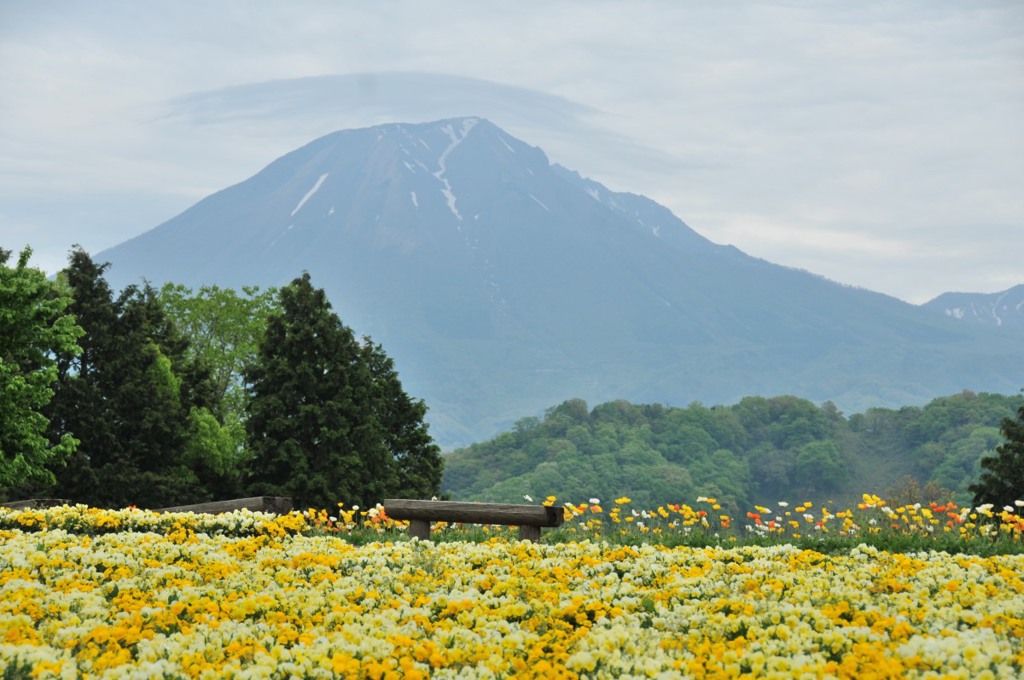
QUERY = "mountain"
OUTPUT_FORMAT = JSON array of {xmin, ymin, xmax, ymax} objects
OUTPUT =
[
  {"xmin": 921, "ymin": 285, "xmax": 1024, "ymax": 330},
  {"xmin": 95, "ymin": 117, "xmax": 1024, "ymax": 449}
]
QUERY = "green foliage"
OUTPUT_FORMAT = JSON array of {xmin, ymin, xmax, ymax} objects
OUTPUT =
[
  {"xmin": 0, "ymin": 247, "xmax": 83, "ymax": 493},
  {"xmin": 244, "ymin": 273, "xmax": 443, "ymax": 509},
  {"xmin": 41, "ymin": 249, "xmax": 219, "ymax": 508},
  {"xmin": 970, "ymin": 402, "xmax": 1024, "ymax": 507},
  {"xmin": 443, "ymin": 391, "xmax": 1024, "ymax": 509},
  {"xmin": 793, "ymin": 441, "xmax": 845, "ymax": 494},
  {"xmin": 158, "ymin": 283, "xmax": 279, "ymax": 457},
  {"xmin": 361, "ymin": 340, "xmax": 444, "ymax": 499},
  {"xmin": 183, "ymin": 406, "xmax": 244, "ymax": 499}
]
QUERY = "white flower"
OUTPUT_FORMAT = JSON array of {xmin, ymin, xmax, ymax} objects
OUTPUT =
[
  {"xmin": 1015, "ymin": 500, "xmax": 1024, "ymax": 507},
  {"xmin": 777, "ymin": 501, "xmax": 789, "ymax": 507},
  {"xmin": 589, "ymin": 498, "xmax": 601, "ymax": 505},
  {"xmin": 523, "ymin": 495, "xmax": 533, "ymax": 502}
]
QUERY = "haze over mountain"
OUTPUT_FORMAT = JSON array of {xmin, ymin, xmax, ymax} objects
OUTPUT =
[{"xmin": 96, "ymin": 117, "xmax": 1024, "ymax": 449}]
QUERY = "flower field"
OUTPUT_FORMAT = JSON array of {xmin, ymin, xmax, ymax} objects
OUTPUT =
[{"xmin": 1, "ymin": 501, "xmax": 1023, "ymax": 678}]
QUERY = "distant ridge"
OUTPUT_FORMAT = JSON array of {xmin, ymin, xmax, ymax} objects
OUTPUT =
[
  {"xmin": 922, "ymin": 284, "xmax": 1024, "ymax": 330},
  {"xmin": 96, "ymin": 117, "xmax": 1024, "ymax": 448}
]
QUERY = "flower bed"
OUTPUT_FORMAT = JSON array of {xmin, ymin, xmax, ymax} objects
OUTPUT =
[{"xmin": 1, "ymin": 506, "xmax": 1023, "ymax": 678}]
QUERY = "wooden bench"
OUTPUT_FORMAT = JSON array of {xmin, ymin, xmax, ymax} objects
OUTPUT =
[{"xmin": 383, "ymin": 499, "xmax": 564, "ymax": 542}]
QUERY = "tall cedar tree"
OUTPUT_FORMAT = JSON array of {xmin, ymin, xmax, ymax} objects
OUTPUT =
[
  {"xmin": 361, "ymin": 340, "xmax": 444, "ymax": 499},
  {"xmin": 244, "ymin": 273, "xmax": 442, "ymax": 509},
  {"xmin": 970, "ymin": 404, "xmax": 1024, "ymax": 507},
  {"xmin": 44, "ymin": 249, "xmax": 217, "ymax": 508}
]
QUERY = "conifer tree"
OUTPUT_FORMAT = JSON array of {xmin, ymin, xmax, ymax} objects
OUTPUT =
[
  {"xmin": 244, "ymin": 273, "xmax": 442, "ymax": 509},
  {"xmin": 970, "ymin": 403, "xmax": 1024, "ymax": 507},
  {"xmin": 361, "ymin": 340, "xmax": 443, "ymax": 499},
  {"xmin": 46, "ymin": 249, "xmax": 217, "ymax": 507}
]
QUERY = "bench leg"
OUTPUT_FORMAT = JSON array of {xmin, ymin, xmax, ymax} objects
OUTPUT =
[
  {"xmin": 409, "ymin": 519, "xmax": 431, "ymax": 541},
  {"xmin": 519, "ymin": 525, "xmax": 541, "ymax": 542}
]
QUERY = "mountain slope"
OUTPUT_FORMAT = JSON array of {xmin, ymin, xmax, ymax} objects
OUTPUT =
[
  {"xmin": 922, "ymin": 285, "xmax": 1024, "ymax": 330},
  {"xmin": 96, "ymin": 117, "xmax": 1024, "ymax": 449}
]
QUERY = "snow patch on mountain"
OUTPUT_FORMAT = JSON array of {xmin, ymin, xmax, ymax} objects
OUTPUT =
[
  {"xmin": 924, "ymin": 284, "xmax": 1024, "ymax": 330},
  {"xmin": 529, "ymin": 194, "xmax": 550, "ymax": 211},
  {"xmin": 432, "ymin": 118, "xmax": 480, "ymax": 223},
  {"xmin": 291, "ymin": 173, "xmax": 329, "ymax": 216}
]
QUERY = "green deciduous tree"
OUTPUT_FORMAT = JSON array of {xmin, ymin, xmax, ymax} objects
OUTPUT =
[
  {"xmin": 244, "ymin": 273, "xmax": 442, "ymax": 510},
  {"xmin": 0, "ymin": 247, "xmax": 83, "ymax": 494},
  {"xmin": 159, "ymin": 283, "xmax": 278, "ymax": 451},
  {"xmin": 159, "ymin": 283, "xmax": 279, "ymax": 497},
  {"xmin": 969, "ymin": 403, "xmax": 1024, "ymax": 508},
  {"xmin": 793, "ymin": 440, "xmax": 845, "ymax": 494}
]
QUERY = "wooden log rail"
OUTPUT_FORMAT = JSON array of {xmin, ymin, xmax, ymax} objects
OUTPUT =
[
  {"xmin": 383, "ymin": 499, "xmax": 564, "ymax": 542},
  {"xmin": 2, "ymin": 497, "xmax": 291, "ymax": 515},
  {"xmin": 0, "ymin": 499, "xmax": 71, "ymax": 510},
  {"xmin": 154, "ymin": 496, "xmax": 292, "ymax": 515}
]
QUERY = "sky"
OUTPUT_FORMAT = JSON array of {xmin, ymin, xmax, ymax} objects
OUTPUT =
[{"xmin": 1, "ymin": 1, "xmax": 1021, "ymax": 304}]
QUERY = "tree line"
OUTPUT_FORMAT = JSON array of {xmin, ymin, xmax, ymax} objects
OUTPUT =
[
  {"xmin": 442, "ymin": 392, "xmax": 1024, "ymax": 512},
  {"xmin": 1, "ymin": 246, "xmax": 443, "ymax": 510},
  {"xmin": 5, "ymin": 244, "xmax": 1022, "ymax": 513}
]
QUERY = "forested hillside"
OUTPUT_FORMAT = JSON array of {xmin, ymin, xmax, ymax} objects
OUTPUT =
[{"xmin": 442, "ymin": 391, "xmax": 1024, "ymax": 511}]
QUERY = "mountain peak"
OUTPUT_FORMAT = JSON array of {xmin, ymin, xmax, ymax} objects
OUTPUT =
[
  {"xmin": 922, "ymin": 284, "xmax": 1024, "ymax": 329},
  {"xmin": 96, "ymin": 119, "xmax": 1024, "ymax": 448}
]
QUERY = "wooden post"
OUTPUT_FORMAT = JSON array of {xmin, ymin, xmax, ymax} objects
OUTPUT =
[
  {"xmin": 409, "ymin": 519, "xmax": 431, "ymax": 540},
  {"xmin": 519, "ymin": 524, "xmax": 541, "ymax": 541}
]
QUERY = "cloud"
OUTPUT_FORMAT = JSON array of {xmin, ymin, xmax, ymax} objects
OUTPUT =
[
  {"xmin": 0, "ymin": 1, "xmax": 1021, "ymax": 302},
  {"xmin": 162, "ymin": 72, "xmax": 596, "ymax": 128},
  {"xmin": 157, "ymin": 72, "xmax": 689, "ymax": 183},
  {"xmin": 712, "ymin": 215, "xmax": 916, "ymax": 259}
]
